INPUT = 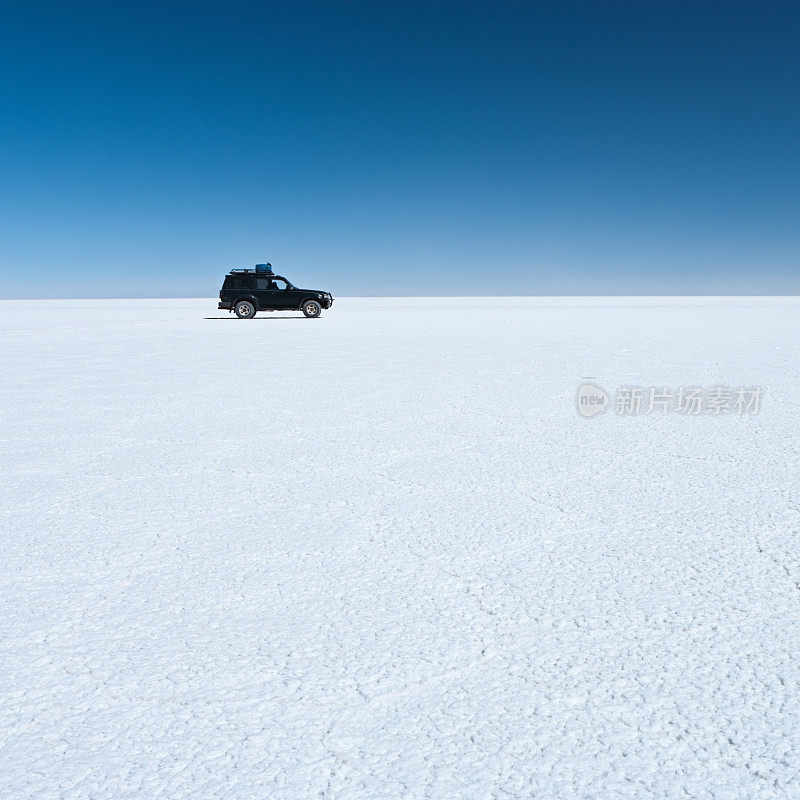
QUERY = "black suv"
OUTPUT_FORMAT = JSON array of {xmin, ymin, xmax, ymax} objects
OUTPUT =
[{"xmin": 218, "ymin": 265, "xmax": 333, "ymax": 318}]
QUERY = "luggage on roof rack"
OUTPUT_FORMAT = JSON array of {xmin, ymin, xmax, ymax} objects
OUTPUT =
[{"xmin": 230, "ymin": 262, "xmax": 274, "ymax": 275}]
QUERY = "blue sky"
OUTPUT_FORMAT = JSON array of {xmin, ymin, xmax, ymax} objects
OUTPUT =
[{"xmin": 1, "ymin": 0, "xmax": 799, "ymax": 297}]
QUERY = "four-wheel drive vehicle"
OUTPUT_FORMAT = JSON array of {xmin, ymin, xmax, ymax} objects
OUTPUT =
[{"xmin": 219, "ymin": 267, "xmax": 333, "ymax": 318}]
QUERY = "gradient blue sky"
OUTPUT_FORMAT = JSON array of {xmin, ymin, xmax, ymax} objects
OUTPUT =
[{"xmin": 2, "ymin": 0, "xmax": 799, "ymax": 297}]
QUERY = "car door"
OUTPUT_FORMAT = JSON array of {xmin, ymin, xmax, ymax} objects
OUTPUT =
[
  {"xmin": 270, "ymin": 278, "xmax": 295, "ymax": 309},
  {"xmin": 255, "ymin": 278, "xmax": 280, "ymax": 310}
]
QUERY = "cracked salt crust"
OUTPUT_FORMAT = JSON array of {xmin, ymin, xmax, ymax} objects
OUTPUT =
[{"xmin": 1, "ymin": 297, "xmax": 799, "ymax": 799}]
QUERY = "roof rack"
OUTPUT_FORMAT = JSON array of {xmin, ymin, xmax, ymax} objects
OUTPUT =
[{"xmin": 230, "ymin": 263, "xmax": 274, "ymax": 275}]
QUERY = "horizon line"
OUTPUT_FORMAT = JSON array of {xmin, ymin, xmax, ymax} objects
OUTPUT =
[{"xmin": 3, "ymin": 294, "xmax": 800, "ymax": 301}]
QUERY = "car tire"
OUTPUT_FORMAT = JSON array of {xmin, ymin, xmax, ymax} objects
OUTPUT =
[
  {"xmin": 235, "ymin": 300, "xmax": 256, "ymax": 319},
  {"xmin": 302, "ymin": 300, "xmax": 322, "ymax": 318}
]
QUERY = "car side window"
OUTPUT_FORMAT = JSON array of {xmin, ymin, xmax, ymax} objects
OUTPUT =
[
  {"xmin": 273, "ymin": 279, "xmax": 288, "ymax": 290},
  {"xmin": 256, "ymin": 279, "xmax": 272, "ymax": 290},
  {"xmin": 226, "ymin": 276, "xmax": 250, "ymax": 290}
]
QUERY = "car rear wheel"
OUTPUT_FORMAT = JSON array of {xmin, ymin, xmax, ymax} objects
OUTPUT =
[
  {"xmin": 303, "ymin": 300, "xmax": 322, "ymax": 318},
  {"xmin": 235, "ymin": 300, "xmax": 256, "ymax": 319}
]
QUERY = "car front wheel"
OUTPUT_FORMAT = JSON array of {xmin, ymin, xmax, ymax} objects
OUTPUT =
[
  {"xmin": 302, "ymin": 300, "xmax": 322, "ymax": 318},
  {"xmin": 235, "ymin": 300, "xmax": 256, "ymax": 319}
]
